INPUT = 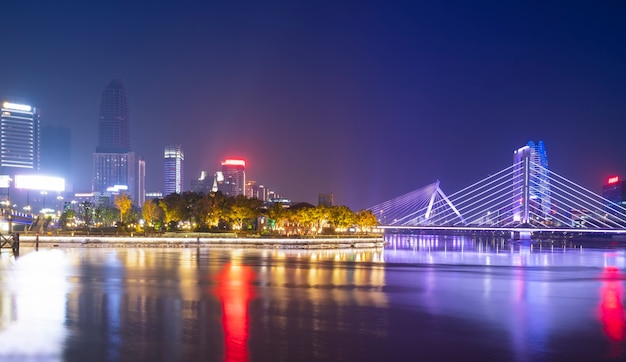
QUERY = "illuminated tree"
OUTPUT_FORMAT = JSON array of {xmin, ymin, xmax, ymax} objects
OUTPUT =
[
  {"xmin": 142, "ymin": 199, "xmax": 163, "ymax": 228},
  {"xmin": 266, "ymin": 202, "xmax": 285, "ymax": 231},
  {"xmin": 207, "ymin": 191, "xmax": 227, "ymax": 229},
  {"xmin": 114, "ymin": 193, "xmax": 133, "ymax": 222},
  {"xmin": 355, "ymin": 209, "xmax": 378, "ymax": 233},
  {"xmin": 329, "ymin": 205, "xmax": 356, "ymax": 231},
  {"xmin": 228, "ymin": 195, "xmax": 262, "ymax": 230}
]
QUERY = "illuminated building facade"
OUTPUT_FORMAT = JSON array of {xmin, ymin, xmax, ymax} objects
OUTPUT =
[
  {"xmin": 245, "ymin": 180, "xmax": 268, "ymax": 200},
  {"xmin": 137, "ymin": 158, "xmax": 145, "ymax": 207},
  {"xmin": 0, "ymin": 101, "xmax": 41, "ymax": 174},
  {"xmin": 603, "ymin": 176, "xmax": 626, "ymax": 210},
  {"xmin": 164, "ymin": 144, "xmax": 184, "ymax": 195},
  {"xmin": 93, "ymin": 80, "xmax": 138, "ymax": 202},
  {"xmin": 93, "ymin": 152, "xmax": 136, "ymax": 197},
  {"xmin": 512, "ymin": 140, "xmax": 551, "ymax": 223},
  {"xmin": 220, "ymin": 159, "xmax": 246, "ymax": 197}
]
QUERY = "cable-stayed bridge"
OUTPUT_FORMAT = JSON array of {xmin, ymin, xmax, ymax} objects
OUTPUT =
[{"xmin": 369, "ymin": 156, "xmax": 626, "ymax": 236}]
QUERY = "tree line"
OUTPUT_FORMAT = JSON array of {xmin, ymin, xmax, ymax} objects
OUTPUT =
[{"xmin": 58, "ymin": 191, "xmax": 380, "ymax": 235}]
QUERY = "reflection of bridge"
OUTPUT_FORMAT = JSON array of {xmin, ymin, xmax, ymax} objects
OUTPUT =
[{"xmin": 369, "ymin": 155, "xmax": 626, "ymax": 235}]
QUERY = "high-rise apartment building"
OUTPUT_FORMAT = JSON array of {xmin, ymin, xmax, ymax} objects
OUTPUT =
[
  {"xmin": 220, "ymin": 159, "xmax": 246, "ymax": 197},
  {"xmin": 93, "ymin": 80, "xmax": 138, "ymax": 202},
  {"xmin": 0, "ymin": 101, "xmax": 40, "ymax": 174},
  {"xmin": 164, "ymin": 145, "xmax": 184, "ymax": 195},
  {"xmin": 512, "ymin": 140, "xmax": 551, "ymax": 223}
]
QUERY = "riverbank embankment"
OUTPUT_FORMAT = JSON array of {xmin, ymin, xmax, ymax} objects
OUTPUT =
[{"xmin": 17, "ymin": 234, "xmax": 385, "ymax": 249}]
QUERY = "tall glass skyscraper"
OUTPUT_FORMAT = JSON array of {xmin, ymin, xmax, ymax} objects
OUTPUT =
[
  {"xmin": 512, "ymin": 140, "xmax": 551, "ymax": 223},
  {"xmin": 163, "ymin": 145, "xmax": 184, "ymax": 196},
  {"xmin": 93, "ymin": 80, "xmax": 137, "ymax": 202},
  {"xmin": 0, "ymin": 101, "xmax": 40, "ymax": 174}
]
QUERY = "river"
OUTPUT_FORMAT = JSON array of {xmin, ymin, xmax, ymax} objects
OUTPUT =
[{"xmin": 0, "ymin": 233, "xmax": 624, "ymax": 361}]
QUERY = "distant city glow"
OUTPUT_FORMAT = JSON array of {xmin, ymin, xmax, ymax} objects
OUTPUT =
[
  {"xmin": 222, "ymin": 159, "xmax": 246, "ymax": 167},
  {"xmin": 2, "ymin": 102, "xmax": 32, "ymax": 112},
  {"xmin": 608, "ymin": 176, "xmax": 620, "ymax": 185},
  {"xmin": 14, "ymin": 175, "xmax": 65, "ymax": 191}
]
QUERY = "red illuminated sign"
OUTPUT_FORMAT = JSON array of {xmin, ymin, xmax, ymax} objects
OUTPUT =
[
  {"xmin": 222, "ymin": 159, "xmax": 246, "ymax": 167},
  {"xmin": 608, "ymin": 176, "xmax": 620, "ymax": 185}
]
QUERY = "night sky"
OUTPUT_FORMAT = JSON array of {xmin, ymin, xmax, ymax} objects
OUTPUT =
[{"xmin": 1, "ymin": 1, "xmax": 625, "ymax": 211}]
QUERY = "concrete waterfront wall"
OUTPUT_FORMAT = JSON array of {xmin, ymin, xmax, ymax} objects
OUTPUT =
[{"xmin": 18, "ymin": 235, "xmax": 385, "ymax": 249}]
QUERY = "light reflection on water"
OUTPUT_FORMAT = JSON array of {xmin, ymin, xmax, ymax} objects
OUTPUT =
[{"xmin": 0, "ymin": 234, "xmax": 623, "ymax": 361}]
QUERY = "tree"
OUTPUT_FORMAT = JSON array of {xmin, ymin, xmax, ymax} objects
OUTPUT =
[
  {"xmin": 228, "ymin": 195, "xmax": 262, "ymax": 230},
  {"xmin": 159, "ymin": 193, "xmax": 185, "ymax": 229},
  {"xmin": 59, "ymin": 209, "xmax": 76, "ymax": 229},
  {"xmin": 354, "ymin": 209, "xmax": 379, "ymax": 233},
  {"xmin": 114, "ymin": 193, "xmax": 133, "ymax": 222},
  {"xmin": 78, "ymin": 201, "xmax": 94, "ymax": 227},
  {"xmin": 266, "ymin": 202, "xmax": 285, "ymax": 232},
  {"xmin": 193, "ymin": 195, "xmax": 212, "ymax": 230},
  {"xmin": 329, "ymin": 205, "xmax": 356, "ymax": 231},
  {"xmin": 142, "ymin": 199, "xmax": 163, "ymax": 228},
  {"xmin": 206, "ymin": 191, "xmax": 227, "ymax": 229}
]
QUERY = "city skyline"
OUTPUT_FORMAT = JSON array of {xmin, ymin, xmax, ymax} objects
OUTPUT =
[{"xmin": 1, "ymin": 1, "xmax": 625, "ymax": 211}]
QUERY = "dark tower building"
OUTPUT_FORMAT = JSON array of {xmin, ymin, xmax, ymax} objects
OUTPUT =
[
  {"xmin": 97, "ymin": 79, "xmax": 130, "ymax": 153},
  {"xmin": 93, "ymin": 80, "xmax": 137, "ymax": 202}
]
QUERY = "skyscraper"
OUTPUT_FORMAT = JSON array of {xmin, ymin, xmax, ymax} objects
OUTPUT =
[
  {"xmin": 191, "ymin": 171, "xmax": 213, "ymax": 194},
  {"xmin": 0, "ymin": 101, "xmax": 40, "ymax": 174},
  {"xmin": 93, "ymin": 80, "xmax": 137, "ymax": 202},
  {"xmin": 220, "ymin": 159, "xmax": 246, "ymax": 197},
  {"xmin": 97, "ymin": 79, "xmax": 130, "ymax": 153},
  {"xmin": 512, "ymin": 140, "xmax": 551, "ymax": 223},
  {"xmin": 164, "ymin": 145, "xmax": 184, "ymax": 195}
]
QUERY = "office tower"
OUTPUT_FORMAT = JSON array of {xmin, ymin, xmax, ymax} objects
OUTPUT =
[
  {"xmin": 603, "ymin": 176, "xmax": 626, "ymax": 210},
  {"xmin": 512, "ymin": 140, "xmax": 551, "ymax": 223},
  {"xmin": 93, "ymin": 80, "xmax": 137, "ymax": 202},
  {"xmin": 164, "ymin": 145, "xmax": 184, "ymax": 195},
  {"xmin": 93, "ymin": 152, "xmax": 136, "ymax": 193},
  {"xmin": 191, "ymin": 171, "xmax": 213, "ymax": 194},
  {"xmin": 0, "ymin": 101, "xmax": 41, "ymax": 174},
  {"xmin": 220, "ymin": 159, "xmax": 246, "ymax": 197},
  {"xmin": 97, "ymin": 79, "xmax": 130, "ymax": 153},
  {"xmin": 137, "ymin": 158, "xmax": 145, "ymax": 207},
  {"xmin": 41, "ymin": 125, "xmax": 71, "ymax": 182}
]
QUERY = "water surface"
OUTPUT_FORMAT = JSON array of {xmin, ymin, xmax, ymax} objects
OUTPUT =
[{"xmin": 0, "ymin": 234, "xmax": 624, "ymax": 361}]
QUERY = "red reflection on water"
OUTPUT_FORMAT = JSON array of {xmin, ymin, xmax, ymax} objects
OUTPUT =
[
  {"xmin": 598, "ymin": 266, "xmax": 625, "ymax": 358},
  {"xmin": 215, "ymin": 263, "xmax": 256, "ymax": 362}
]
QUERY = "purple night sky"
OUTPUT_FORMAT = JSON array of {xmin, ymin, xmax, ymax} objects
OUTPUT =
[{"xmin": 0, "ymin": 1, "xmax": 625, "ymax": 211}]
